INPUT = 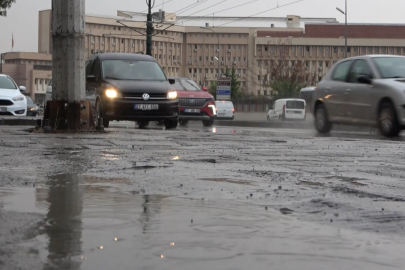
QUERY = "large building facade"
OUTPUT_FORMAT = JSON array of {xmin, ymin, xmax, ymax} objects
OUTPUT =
[{"xmin": 37, "ymin": 9, "xmax": 405, "ymax": 96}]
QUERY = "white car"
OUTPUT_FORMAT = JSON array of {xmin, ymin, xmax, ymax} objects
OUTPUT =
[
  {"xmin": 215, "ymin": 101, "xmax": 234, "ymax": 120},
  {"xmin": 0, "ymin": 74, "xmax": 27, "ymax": 116},
  {"xmin": 267, "ymin": 98, "xmax": 306, "ymax": 121}
]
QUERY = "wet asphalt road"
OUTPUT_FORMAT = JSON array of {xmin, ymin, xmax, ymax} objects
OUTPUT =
[{"xmin": 1, "ymin": 122, "xmax": 405, "ymax": 270}]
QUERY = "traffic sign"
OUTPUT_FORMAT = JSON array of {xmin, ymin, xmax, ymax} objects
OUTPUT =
[{"xmin": 216, "ymin": 77, "xmax": 231, "ymax": 100}]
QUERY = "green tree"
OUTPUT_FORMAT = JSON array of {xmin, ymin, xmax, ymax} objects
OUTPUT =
[
  {"xmin": 208, "ymin": 81, "xmax": 217, "ymax": 99},
  {"xmin": 249, "ymin": 37, "xmax": 317, "ymax": 99},
  {"xmin": 0, "ymin": 0, "xmax": 16, "ymax": 16},
  {"xmin": 224, "ymin": 66, "xmax": 243, "ymax": 99}
]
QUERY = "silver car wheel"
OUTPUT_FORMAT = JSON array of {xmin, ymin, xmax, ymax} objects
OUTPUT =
[
  {"xmin": 316, "ymin": 108, "xmax": 326, "ymax": 130},
  {"xmin": 379, "ymin": 108, "xmax": 394, "ymax": 134}
]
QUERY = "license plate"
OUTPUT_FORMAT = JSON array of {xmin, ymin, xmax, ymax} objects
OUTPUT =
[
  {"xmin": 218, "ymin": 113, "xmax": 225, "ymax": 117},
  {"xmin": 0, "ymin": 107, "xmax": 6, "ymax": 112},
  {"xmin": 185, "ymin": 109, "xmax": 200, "ymax": 113},
  {"xmin": 134, "ymin": 104, "xmax": 158, "ymax": 110},
  {"xmin": 295, "ymin": 111, "xmax": 302, "ymax": 114}
]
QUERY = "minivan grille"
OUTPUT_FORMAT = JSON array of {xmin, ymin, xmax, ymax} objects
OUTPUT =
[
  {"xmin": 0, "ymin": 100, "xmax": 13, "ymax": 106},
  {"xmin": 179, "ymin": 98, "xmax": 207, "ymax": 108},
  {"xmin": 123, "ymin": 93, "xmax": 167, "ymax": 100}
]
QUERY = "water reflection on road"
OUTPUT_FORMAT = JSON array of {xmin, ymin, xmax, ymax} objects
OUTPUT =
[{"xmin": 1, "ymin": 174, "xmax": 405, "ymax": 270}]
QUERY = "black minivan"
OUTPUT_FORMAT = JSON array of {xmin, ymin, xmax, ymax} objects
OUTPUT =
[{"xmin": 86, "ymin": 52, "xmax": 179, "ymax": 129}]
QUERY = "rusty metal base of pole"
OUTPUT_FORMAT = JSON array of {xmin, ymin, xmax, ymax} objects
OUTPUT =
[{"xmin": 42, "ymin": 100, "xmax": 98, "ymax": 132}]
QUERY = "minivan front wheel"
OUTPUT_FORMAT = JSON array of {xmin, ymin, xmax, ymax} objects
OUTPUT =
[
  {"xmin": 378, "ymin": 102, "xmax": 399, "ymax": 137},
  {"xmin": 315, "ymin": 104, "xmax": 332, "ymax": 134},
  {"xmin": 96, "ymin": 100, "xmax": 109, "ymax": 128}
]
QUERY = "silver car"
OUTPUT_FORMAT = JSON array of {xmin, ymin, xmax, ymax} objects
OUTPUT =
[{"xmin": 314, "ymin": 55, "xmax": 405, "ymax": 137}]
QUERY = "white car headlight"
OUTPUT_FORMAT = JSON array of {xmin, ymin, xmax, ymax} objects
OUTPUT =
[
  {"xmin": 106, "ymin": 89, "xmax": 121, "ymax": 99},
  {"xmin": 12, "ymin": 95, "xmax": 25, "ymax": 102},
  {"xmin": 30, "ymin": 106, "xmax": 39, "ymax": 111},
  {"xmin": 167, "ymin": 91, "xmax": 177, "ymax": 100}
]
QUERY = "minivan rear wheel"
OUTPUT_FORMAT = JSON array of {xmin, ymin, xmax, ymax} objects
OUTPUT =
[
  {"xmin": 378, "ymin": 102, "xmax": 399, "ymax": 137},
  {"xmin": 315, "ymin": 104, "xmax": 332, "ymax": 134}
]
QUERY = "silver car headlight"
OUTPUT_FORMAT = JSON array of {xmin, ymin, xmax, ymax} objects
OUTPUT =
[{"xmin": 12, "ymin": 95, "xmax": 25, "ymax": 102}]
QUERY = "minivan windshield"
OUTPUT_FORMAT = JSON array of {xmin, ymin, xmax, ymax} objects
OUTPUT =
[
  {"xmin": 102, "ymin": 60, "xmax": 166, "ymax": 81},
  {"xmin": 373, "ymin": 57, "xmax": 405, "ymax": 79},
  {"xmin": 286, "ymin": 100, "xmax": 305, "ymax": 109},
  {"xmin": 0, "ymin": 76, "xmax": 18, "ymax": 90}
]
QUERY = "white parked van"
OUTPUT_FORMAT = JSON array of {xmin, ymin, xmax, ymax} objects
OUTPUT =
[
  {"xmin": 215, "ymin": 101, "xmax": 234, "ymax": 120},
  {"xmin": 267, "ymin": 99, "xmax": 306, "ymax": 121}
]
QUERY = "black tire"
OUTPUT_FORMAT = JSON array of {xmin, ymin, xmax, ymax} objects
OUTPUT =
[
  {"xmin": 137, "ymin": 120, "xmax": 149, "ymax": 129},
  {"xmin": 314, "ymin": 103, "xmax": 332, "ymax": 134},
  {"xmin": 179, "ymin": 119, "xmax": 189, "ymax": 126},
  {"xmin": 156, "ymin": 120, "xmax": 165, "ymax": 126},
  {"xmin": 378, "ymin": 102, "xmax": 400, "ymax": 137},
  {"xmin": 165, "ymin": 119, "xmax": 178, "ymax": 129},
  {"xmin": 202, "ymin": 118, "xmax": 214, "ymax": 127},
  {"xmin": 96, "ymin": 99, "xmax": 109, "ymax": 128}
]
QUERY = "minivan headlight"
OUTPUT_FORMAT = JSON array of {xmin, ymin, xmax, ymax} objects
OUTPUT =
[
  {"xmin": 12, "ymin": 95, "xmax": 25, "ymax": 102},
  {"xmin": 167, "ymin": 91, "xmax": 177, "ymax": 100},
  {"xmin": 105, "ymin": 89, "xmax": 122, "ymax": 99}
]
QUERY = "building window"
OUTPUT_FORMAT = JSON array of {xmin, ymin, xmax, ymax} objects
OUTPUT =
[
  {"xmin": 340, "ymin": 47, "xmax": 344, "ymax": 53},
  {"xmin": 375, "ymin": 47, "xmax": 379, "ymax": 53},
  {"xmin": 333, "ymin": 47, "xmax": 337, "ymax": 53},
  {"xmin": 298, "ymin": 46, "xmax": 302, "ymax": 52},
  {"xmin": 381, "ymin": 47, "xmax": 386, "ymax": 53},
  {"xmin": 312, "ymin": 46, "xmax": 317, "ymax": 52},
  {"xmin": 238, "ymin": 57, "xmax": 241, "ymax": 61},
  {"xmin": 257, "ymin": 75, "xmax": 261, "ymax": 81},
  {"xmin": 206, "ymin": 45, "xmax": 209, "ymax": 49},
  {"xmin": 257, "ymin": 60, "xmax": 262, "ymax": 67},
  {"xmin": 239, "ymin": 45, "xmax": 241, "ymax": 49},
  {"xmin": 270, "ymin": 46, "xmax": 275, "ymax": 52},
  {"xmin": 206, "ymin": 56, "xmax": 208, "ymax": 61},
  {"xmin": 368, "ymin": 47, "xmax": 372, "ymax": 53},
  {"xmin": 325, "ymin": 61, "xmax": 329, "ymax": 68},
  {"xmin": 396, "ymin": 47, "xmax": 401, "ymax": 54},
  {"xmin": 264, "ymin": 90, "xmax": 267, "ymax": 96},
  {"xmin": 306, "ymin": 46, "xmax": 310, "ymax": 52},
  {"xmin": 291, "ymin": 46, "xmax": 296, "ymax": 52},
  {"xmin": 361, "ymin": 47, "xmax": 366, "ymax": 53},
  {"xmin": 244, "ymin": 57, "xmax": 246, "ymax": 62},
  {"xmin": 199, "ymin": 56, "xmax": 202, "ymax": 61},
  {"xmin": 257, "ymin": 46, "xmax": 261, "ymax": 51},
  {"xmin": 189, "ymin": 68, "xmax": 192, "ymax": 73},
  {"xmin": 319, "ymin": 46, "xmax": 323, "ymax": 53}
]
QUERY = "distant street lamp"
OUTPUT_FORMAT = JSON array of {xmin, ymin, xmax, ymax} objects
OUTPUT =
[
  {"xmin": 201, "ymin": 27, "xmax": 220, "ymax": 78},
  {"xmin": 336, "ymin": 0, "xmax": 347, "ymax": 58}
]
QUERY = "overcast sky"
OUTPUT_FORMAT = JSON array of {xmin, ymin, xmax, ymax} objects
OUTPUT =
[{"xmin": 0, "ymin": 0, "xmax": 404, "ymax": 54}]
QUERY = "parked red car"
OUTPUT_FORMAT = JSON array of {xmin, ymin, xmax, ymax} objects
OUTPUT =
[{"xmin": 170, "ymin": 77, "xmax": 216, "ymax": 126}]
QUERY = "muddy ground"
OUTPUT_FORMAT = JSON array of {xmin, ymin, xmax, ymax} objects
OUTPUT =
[{"xmin": 1, "ymin": 123, "xmax": 405, "ymax": 270}]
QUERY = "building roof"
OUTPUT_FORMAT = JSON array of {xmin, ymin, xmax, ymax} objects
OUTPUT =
[
  {"xmin": 2, "ymin": 52, "xmax": 52, "ymax": 61},
  {"xmin": 258, "ymin": 23, "xmax": 405, "ymax": 39},
  {"xmin": 117, "ymin": 10, "xmax": 336, "ymax": 28}
]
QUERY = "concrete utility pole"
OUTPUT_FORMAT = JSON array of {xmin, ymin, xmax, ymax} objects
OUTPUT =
[
  {"xmin": 44, "ymin": 0, "xmax": 95, "ymax": 131},
  {"xmin": 146, "ymin": 0, "xmax": 154, "ymax": 56}
]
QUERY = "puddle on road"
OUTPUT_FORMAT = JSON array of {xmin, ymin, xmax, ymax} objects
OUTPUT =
[{"xmin": 1, "ymin": 174, "xmax": 405, "ymax": 270}]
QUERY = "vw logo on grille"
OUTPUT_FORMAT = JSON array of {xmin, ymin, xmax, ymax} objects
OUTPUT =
[{"xmin": 142, "ymin": 93, "xmax": 150, "ymax": 101}]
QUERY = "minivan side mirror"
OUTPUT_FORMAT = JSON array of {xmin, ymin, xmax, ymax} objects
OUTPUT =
[
  {"xmin": 168, "ymin": 78, "xmax": 175, "ymax": 85},
  {"xmin": 357, "ymin": 75, "xmax": 372, "ymax": 84},
  {"xmin": 19, "ymin": 86, "xmax": 26, "ymax": 92},
  {"xmin": 86, "ymin": 75, "xmax": 96, "ymax": 82}
]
